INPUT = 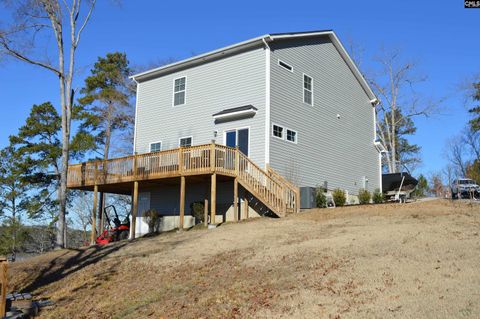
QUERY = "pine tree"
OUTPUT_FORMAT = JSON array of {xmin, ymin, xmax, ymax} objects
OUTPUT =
[
  {"xmin": 468, "ymin": 82, "xmax": 480, "ymax": 133},
  {"xmin": 9, "ymin": 102, "xmax": 89, "ymax": 247},
  {"xmin": 413, "ymin": 174, "xmax": 429, "ymax": 197},
  {"xmin": 0, "ymin": 146, "xmax": 34, "ymax": 260},
  {"xmin": 377, "ymin": 109, "xmax": 421, "ymax": 172},
  {"xmin": 76, "ymin": 52, "xmax": 134, "ymax": 160}
]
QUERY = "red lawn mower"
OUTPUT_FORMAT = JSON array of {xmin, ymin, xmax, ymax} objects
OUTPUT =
[{"xmin": 96, "ymin": 205, "xmax": 130, "ymax": 245}]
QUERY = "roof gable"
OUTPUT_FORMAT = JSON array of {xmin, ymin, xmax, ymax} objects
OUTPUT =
[{"xmin": 131, "ymin": 30, "xmax": 377, "ymax": 101}]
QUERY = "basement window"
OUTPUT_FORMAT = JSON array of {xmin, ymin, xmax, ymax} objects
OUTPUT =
[
  {"xmin": 278, "ymin": 60, "xmax": 293, "ymax": 72},
  {"xmin": 272, "ymin": 124, "xmax": 284, "ymax": 139},
  {"xmin": 173, "ymin": 76, "xmax": 186, "ymax": 106},
  {"xmin": 286, "ymin": 129, "xmax": 297, "ymax": 143}
]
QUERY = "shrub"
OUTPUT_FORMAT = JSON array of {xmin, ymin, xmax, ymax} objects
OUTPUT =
[
  {"xmin": 316, "ymin": 186, "xmax": 327, "ymax": 208},
  {"xmin": 332, "ymin": 188, "xmax": 346, "ymax": 207},
  {"xmin": 372, "ymin": 188, "xmax": 384, "ymax": 204},
  {"xmin": 358, "ymin": 188, "xmax": 371, "ymax": 204},
  {"xmin": 144, "ymin": 209, "xmax": 160, "ymax": 233},
  {"xmin": 190, "ymin": 201, "xmax": 205, "ymax": 224}
]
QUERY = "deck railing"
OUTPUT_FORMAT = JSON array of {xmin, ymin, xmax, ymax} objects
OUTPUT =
[{"xmin": 67, "ymin": 143, "xmax": 299, "ymax": 216}]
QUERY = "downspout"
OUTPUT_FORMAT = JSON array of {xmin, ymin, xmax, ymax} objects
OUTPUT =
[
  {"xmin": 262, "ymin": 36, "xmax": 272, "ymax": 168},
  {"xmin": 371, "ymin": 98, "xmax": 382, "ymax": 192}
]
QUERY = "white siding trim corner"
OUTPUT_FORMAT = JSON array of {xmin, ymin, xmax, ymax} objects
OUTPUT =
[
  {"xmin": 133, "ymin": 82, "xmax": 140, "ymax": 154},
  {"xmin": 264, "ymin": 43, "xmax": 271, "ymax": 167}
]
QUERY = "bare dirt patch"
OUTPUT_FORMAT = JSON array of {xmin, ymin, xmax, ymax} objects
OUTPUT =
[{"xmin": 7, "ymin": 199, "xmax": 480, "ymax": 318}]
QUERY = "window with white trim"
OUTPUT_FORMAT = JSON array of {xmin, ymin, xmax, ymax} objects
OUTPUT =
[
  {"xmin": 179, "ymin": 136, "xmax": 192, "ymax": 147},
  {"xmin": 303, "ymin": 74, "xmax": 313, "ymax": 105},
  {"xmin": 150, "ymin": 142, "xmax": 162, "ymax": 152},
  {"xmin": 278, "ymin": 60, "xmax": 293, "ymax": 72},
  {"xmin": 272, "ymin": 124, "xmax": 284, "ymax": 139},
  {"xmin": 173, "ymin": 77, "xmax": 186, "ymax": 106},
  {"xmin": 286, "ymin": 129, "xmax": 297, "ymax": 143}
]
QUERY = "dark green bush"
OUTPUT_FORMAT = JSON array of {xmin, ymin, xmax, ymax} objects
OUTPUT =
[
  {"xmin": 190, "ymin": 201, "xmax": 205, "ymax": 224},
  {"xmin": 358, "ymin": 188, "xmax": 371, "ymax": 204},
  {"xmin": 316, "ymin": 187, "xmax": 327, "ymax": 208},
  {"xmin": 332, "ymin": 188, "xmax": 346, "ymax": 207},
  {"xmin": 372, "ymin": 188, "xmax": 384, "ymax": 204}
]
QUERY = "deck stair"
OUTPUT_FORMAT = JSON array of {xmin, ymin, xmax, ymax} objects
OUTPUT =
[{"xmin": 67, "ymin": 143, "xmax": 300, "ymax": 217}]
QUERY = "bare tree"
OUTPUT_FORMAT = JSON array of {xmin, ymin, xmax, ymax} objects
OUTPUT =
[
  {"xmin": 71, "ymin": 191, "xmax": 92, "ymax": 244},
  {"xmin": 0, "ymin": 0, "xmax": 97, "ymax": 248},
  {"xmin": 369, "ymin": 48, "xmax": 440, "ymax": 173},
  {"xmin": 444, "ymin": 136, "xmax": 468, "ymax": 177},
  {"xmin": 442, "ymin": 164, "xmax": 455, "ymax": 188},
  {"xmin": 463, "ymin": 129, "xmax": 480, "ymax": 160},
  {"xmin": 429, "ymin": 172, "xmax": 445, "ymax": 198}
]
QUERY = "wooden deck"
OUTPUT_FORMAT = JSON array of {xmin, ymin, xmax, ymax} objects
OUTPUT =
[{"xmin": 68, "ymin": 143, "xmax": 300, "ymax": 220}]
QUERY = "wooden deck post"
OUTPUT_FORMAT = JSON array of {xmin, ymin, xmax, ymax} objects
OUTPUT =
[
  {"xmin": 131, "ymin": 181, "xmax": 139, "ymax": 240},
  {"xmin": 210, "ymin": 173, "xmax": 216, "ymax": 224},
  {"xmin": 0, "ymin": 256, "xmax": 7, "ymax": 318},
  {"xmin": 99, "ymin": 192, "xmax": 105, "ymax": 233},
  {"xmin": 179, "ymin": 176, "xmax": 185, "ymax": 229},
  {"xmin": 178, "ymin": 147, "xmax": 184, "ymax": 174},
  {"xmin": 91, "ymin": 185, "xmax": 98, "ymax": 245},
  {"xmin": 233, "ymin": 177, "xmax": 238, "ymax": 221},
  {"xmin": 204, "ymin": 199, "xmax": 208, "ymax": 226}
]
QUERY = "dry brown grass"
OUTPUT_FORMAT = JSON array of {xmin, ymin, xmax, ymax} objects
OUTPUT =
[{"xmin": 7, "ymin": 199, "xmax": 480, "ymax": 318}]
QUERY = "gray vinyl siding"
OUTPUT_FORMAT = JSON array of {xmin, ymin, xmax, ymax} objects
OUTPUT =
[
  {"xmin": 135, "ymin": 46, "xmax": 266, "ymax": 166},
  {"xmin": 269, "ymin": 36, "xmax": 381, "ymax": 194}
]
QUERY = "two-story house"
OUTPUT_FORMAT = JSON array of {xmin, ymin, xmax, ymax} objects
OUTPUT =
[{"xmin": 67, "ymin": 30, "xmax": 382, "ymax": 239}]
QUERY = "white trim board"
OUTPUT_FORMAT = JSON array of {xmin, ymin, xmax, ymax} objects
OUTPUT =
[{"xmin": 264, "ymin": 41, "xmax": 271, "ymax": 167}]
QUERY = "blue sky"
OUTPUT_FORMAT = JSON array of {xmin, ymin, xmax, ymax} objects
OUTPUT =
[{"xmin": 0, "ymin": 0, "xmax": 478, "ymax": 177}]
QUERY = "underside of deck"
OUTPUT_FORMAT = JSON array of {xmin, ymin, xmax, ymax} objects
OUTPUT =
[{"xmin": 67, "ymin": 143, "xmax": 300, "ymax": 243}]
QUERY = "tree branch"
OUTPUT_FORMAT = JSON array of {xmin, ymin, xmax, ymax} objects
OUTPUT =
[
  {"xmin": 75, "ymin": 0, "xmax": 96, "ymax": 46},
  {"xmin": 0, "ymin": 38, "xmax": 61, "ymax": 75}
]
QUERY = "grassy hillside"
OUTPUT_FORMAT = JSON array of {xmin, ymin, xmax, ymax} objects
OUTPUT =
[{"xmin": 7, "ymin": 200, "xmax": 480, "ymax": 318}]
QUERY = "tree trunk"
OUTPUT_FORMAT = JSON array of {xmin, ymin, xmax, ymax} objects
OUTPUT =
[
  {"xmin": 11, "ymin": 198, "xmax": 16, "ymax": 262},
  {"xmin": 390, "ymin": 110, "xmax": 397, "ymax": 173}
]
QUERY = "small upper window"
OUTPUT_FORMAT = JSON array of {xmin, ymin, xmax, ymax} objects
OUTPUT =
[
  {"xmin": 278, "ymin": 60, "xmax": 293, "ymax": 72},
  {"xmin": 272, "ymin": 124, "xmax": 284, "ymax": 139},
  {"xmin": 286, "ymin": 129, "xmax": 297, "ymax": 143},
  {"xmin": 150, "ymin": 142, "xmax": 162, "ymax": 152},
  {"xmin": 173, "ymin": 77, "xmax": 186, "ymax": 106},
  {"xmin": 179, "ymin": 137, "xmax": 192, "ymax": 147},
  {"xmin": 303, "ymin": 74, "xmax": 313, "ymax": 105}
]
